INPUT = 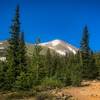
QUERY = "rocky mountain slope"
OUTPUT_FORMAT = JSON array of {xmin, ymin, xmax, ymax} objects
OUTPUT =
[{"xmin": 0, "ymin": 39, "xmax": 78, "ymax": 61}]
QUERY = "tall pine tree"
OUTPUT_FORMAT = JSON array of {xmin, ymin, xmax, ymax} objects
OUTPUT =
[
  {"xmin": 80, "ymin": 25, "xmax": 97, "ymax": 79},
  {"xmin": 6, "ymin": 5, "xmax": 27, "ymax": 89},
  {"xmin": 6, "ymin": 5, "xmax": 21, "ymax": 88}
]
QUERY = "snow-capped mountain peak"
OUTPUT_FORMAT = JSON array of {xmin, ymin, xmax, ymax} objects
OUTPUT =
[
  {"xmin": 40, "ymin": 39, "xmax": 78, "ymax": 56},
  {"xmin": 50, "ymin": 39, "xmax": 63, "ymax": 46},
  {"xmin": 40, "ymin": 39, "xmax": 66, "ymax": 46},
  {"xmin": 40, "ymin": 39, "xmax": 62, "ymax": 46}
]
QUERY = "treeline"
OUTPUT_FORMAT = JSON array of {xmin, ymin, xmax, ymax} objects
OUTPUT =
[{"xmin": 0, "ymin": 6, "xmax": 100, "ymax": 91}]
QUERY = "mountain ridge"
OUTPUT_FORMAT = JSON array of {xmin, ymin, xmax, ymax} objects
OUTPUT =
[{"xmin": 0, "ymin": 39, "xmax": 79, "ymax": 61}]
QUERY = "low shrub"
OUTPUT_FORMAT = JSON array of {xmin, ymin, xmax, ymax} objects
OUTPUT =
[{"xmin": 41, "ymin": 77, "xmax": 64, "ymax": 89}]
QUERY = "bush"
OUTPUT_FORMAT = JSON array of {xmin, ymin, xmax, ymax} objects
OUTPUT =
[
  {"xmin": 70, "ymin": 64, "xmax": 82, "ymax": 87},
  {"xmin": 14, "ymin": 72, "xmax": 33, "ymax": 90},
  {"xmin": 41, "ymin": 77, "xmax": 64, "ymax": 89},
  {"xmin": 71, "ymin": 73, "xmax": 81, "ymax": 87}
]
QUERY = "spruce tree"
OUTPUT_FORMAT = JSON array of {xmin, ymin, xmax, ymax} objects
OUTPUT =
[
  {"xmin": 45, "ymin": 49, "xmax": 53, "ymax": 77},
  {"xmin": 80, "ymin": 26, "xmax": 90, "ymax": 54},
  {"xmin": 0, "ymin": 62, "xmax": 7, "ymax": 89},
  {"xmin": 70, "ymin": 54, "xmax": 82, "ymax": 86},
  {"xmin": 31, "ymin": 38, "xmax": 45, "ymax": 84},
  {"xmin": 6, "ymin": 5, "xmax": 21, "ymax": 88},
  {"xmin": 88, "ymin": 52, "xmax": 98, "ymax": 78},
  {"xmin": 34, "ymin": 38, "xmax": 42, "ymax": 81},
  {"xmin": 6, "ymin": 5, "xmax": 27, "ymax": 89},
  {"xmin": 80, "ymin": 26, "xmax": 97, "ymax": 79},
  {"xmin": 19, "ymin": 32, "xmax": 27, "ymax": 72}
]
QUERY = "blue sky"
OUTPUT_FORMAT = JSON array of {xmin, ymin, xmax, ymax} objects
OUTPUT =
[{"xmin": 0, "ymin": 0, "xmax": 100, "ymax": 51}]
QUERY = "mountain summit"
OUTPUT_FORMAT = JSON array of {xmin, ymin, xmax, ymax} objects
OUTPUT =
[{"xmin": 39, "ymin": 39, "xmax": 78, "ymax": 56}]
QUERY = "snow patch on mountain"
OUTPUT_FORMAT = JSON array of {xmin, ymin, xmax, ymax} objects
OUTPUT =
[
  {"xmin": 51, "ymin": 39, "xmax": 62, "ymax": 46},
  {"xmin": 56, "ymin": 50, "xmax": 66, "ymax": 55},
  {"xmin": 67, "ymin": 46, "xmax": 76, "ymax": 54},
  {"xmin": 40, "ymin": 39, "xmax": 63, "ymax": 46},
  {"xmin": 39, "ymin": 42, "xmax": 48, "ymax": 46},
  {"xmin": 40, "ymin": 39, "xmax": 78, "ymax": 56}
]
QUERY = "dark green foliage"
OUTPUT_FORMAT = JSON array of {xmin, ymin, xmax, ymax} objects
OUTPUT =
[
  {"xmin": 70, "ymin": 64, "xmax": 82, "ymax": 86},
  {"xmin": 44, "ymin": 49, "xmax": 53, "ymax": 77},
  {"xmin": 6, "ymin": 5, "xmax": 21, "ymax": 87},
  {"xmin": 51, "ymin": 54, "xmax": 62, "ymax": 78},
  {"xmin": 80, "ymin": 26, "xmax": 98, "ymax": 79},
  {"xmin": 80, "ymin": 26, "xmax": 90, "ymax": 53},
  {"xmin": 18, "ymin": 32, "xmax": 28, "ymax": 72},
  {"xmin": 7, "ymin": 6, "xmax": 20, "ymax": 77},
  {"xmin": 5, "ymin": 5, "xmax": 27, "ymax": 90},
  {"xmin": 5, "ymin": 66, "xmax": 15, "ymax": 89},
  {"xmin": 14, "ymin": 72, "xmax": 33, "ymax": 90},
  {"xmin": 87, "ymin": 53, "xmax": 98, "ymax": 79},
  {"xmin": 41, "ymin": 77, "xmax": 64, "ymax": 89},
  {"xmin": 67, "ymin": 54, "xmax": 82, "ymax": 86},
  {"xmin": 0, "ymin": 62, "xmax": 7, "ymax": 89},
  {"xmin": 62, "ymin": 67, "xmax": 71, "ymax": 86},
  {"xmin": 95, "ymin": 53, "xmax": 100, "ymax": 79},
  {"xmin": 31, "ymin": 38, "xmax": 47, "ymax": 85}
]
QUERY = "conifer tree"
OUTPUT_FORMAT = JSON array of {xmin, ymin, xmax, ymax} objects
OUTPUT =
[
  {"xmin": 51, "ymin": 53, "xmax": 60, "ymax": 77},
  {"xmin": 88, "ymin": 52, "xmax": 98, "ymax": 78},
  {"xmin": 80, "ymin": 26, "xmax": 90, "ymax": 54},
  {"xmin": 0, "ymin": 62, "xmax": 7, "ymax": 89},
  {"xmin": 80, "ymin": 26, "xmax": 90, "ymax": 78},
  {"xmin": 31, "ymin": 38, "xmax": 45, "ymax": 84},
  {"xmin": 80, "ymin": 26, "xmax": 97, "ymax": 79},
  {"xmin": 6, "ymin": 5, "xmax": 27, "ymax": 88},
  {"xmin": 70, "ymin": 54, "xmax": 82, "ymax": 86},
  {"xmin": 45, "ymin": 49, "xmax": 53, "ymax": 77},
  {"xmin": 19, "ymin": 32, "xmax": 27, "ymax": 72},
  {"xmin": 95, "ymin": 53, "xmax": 100, "ymax": 78},
  {"xmin": 34, "ymin": 38, "xmax": 41, "ymax": 81}
]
